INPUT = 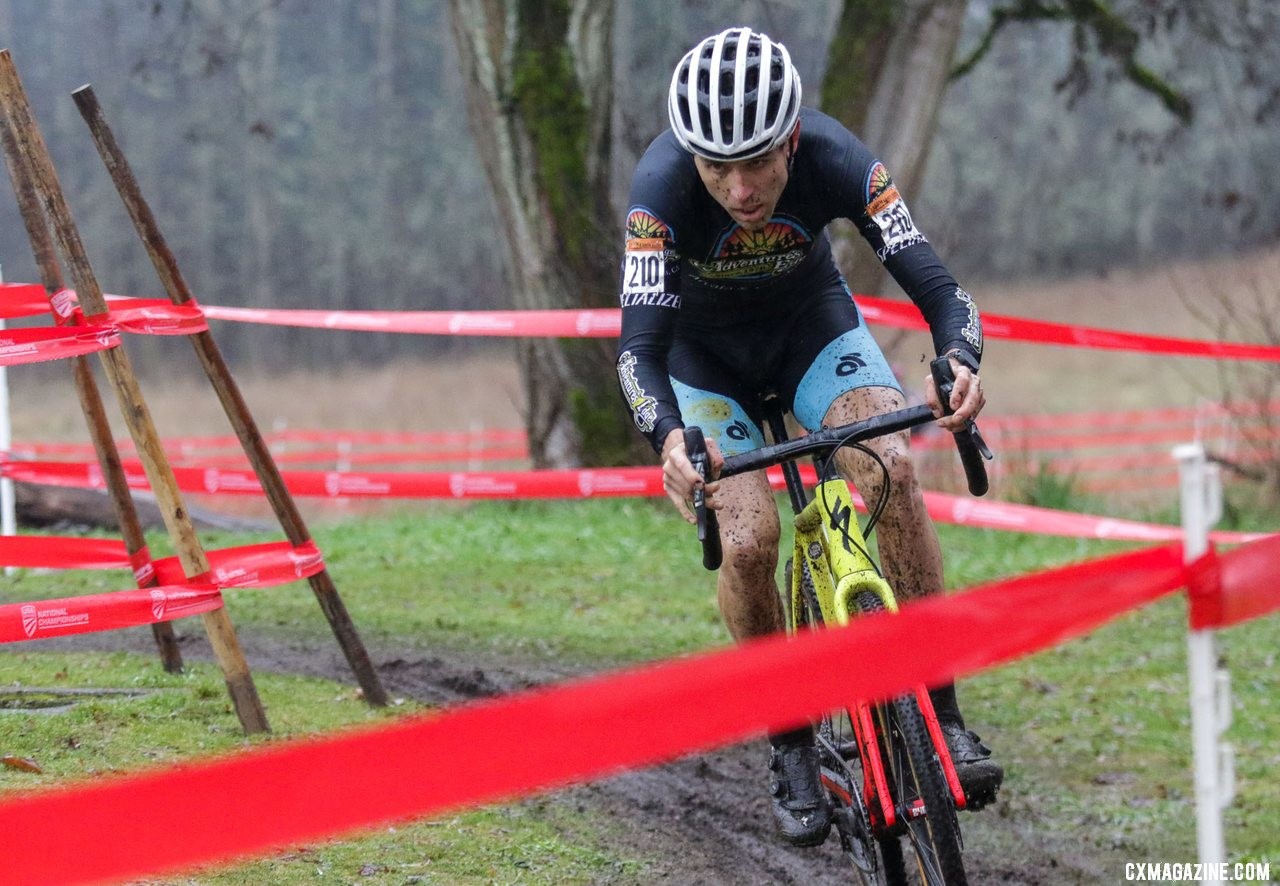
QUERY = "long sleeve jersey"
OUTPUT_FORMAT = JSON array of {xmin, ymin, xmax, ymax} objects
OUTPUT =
[{"xmin": 616, "ymin": 107, "xmax": 983, "ymax": 452}]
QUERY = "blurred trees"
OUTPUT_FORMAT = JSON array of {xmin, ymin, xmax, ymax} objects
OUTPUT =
[
  {"xmin": 449, "ymin": 0, "xmax": 628, "ymax": 467},
  {"xmin": 0, "ymin": 0, "xmax": 1276, "ymax": 451},
  {"xmin": 819, "ymin": 0, "xmax": 969, "ymax": 299}
]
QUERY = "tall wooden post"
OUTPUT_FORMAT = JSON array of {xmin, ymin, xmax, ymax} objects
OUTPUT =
[
  {"xmin": 0, "ymin": 50, "xmax": 268, "ymax": 733},
  {"xmin": 0, "ymin": 113, "xmax": 183, "ymax": 674},
  {"xmin": 72, "ymin": 85, "xmax": 388, "ymax": 707}
]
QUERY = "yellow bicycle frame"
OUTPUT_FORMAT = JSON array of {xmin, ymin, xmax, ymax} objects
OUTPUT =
[
  {"xmin": 788, "ymin": 475, "xmax": 896, "ymax": 630},
  {"xmin": 786, "ymin": 472, "xmax": 969, "ymax": 828}
]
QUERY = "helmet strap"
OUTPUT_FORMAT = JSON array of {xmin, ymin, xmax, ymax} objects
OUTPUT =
[{"xmin": 784, "ymin": 121, "xmax": 801, "ymax": 171}]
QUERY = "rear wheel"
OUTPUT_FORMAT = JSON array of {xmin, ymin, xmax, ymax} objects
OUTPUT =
[{"xmin": 786, "ymin": 558, "xmax": 905, "ymax": 885}]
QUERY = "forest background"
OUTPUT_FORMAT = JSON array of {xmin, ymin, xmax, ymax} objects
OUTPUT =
[{"xmin": 1, "ymin": 0, "xmax": 1278, "ymax": 469}]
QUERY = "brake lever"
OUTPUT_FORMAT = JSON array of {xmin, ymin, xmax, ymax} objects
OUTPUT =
[
  {"xmin": 930, "ymin": 356, "xmax": 993, "ymax": 496},
  {"xmin": 683, "ymin": 426, "xmax": 722, "ymax": 570},
  {"xmin": 965, "ymin": 420, "xmax": 994, "ymax": 461}
]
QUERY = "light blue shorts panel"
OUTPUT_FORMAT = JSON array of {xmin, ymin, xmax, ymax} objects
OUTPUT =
[
  {"xmin": 670, "ymin": 377, "xmax": 767, "ymax": 458},
  {"xmin": 791, "ymin": 321, "xmax": 902, "ymax": 432}
]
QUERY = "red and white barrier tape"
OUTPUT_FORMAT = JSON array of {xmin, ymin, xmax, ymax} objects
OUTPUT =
[
  {"xmin": 9, "ymin": 538, "xmax": 1280, "ymax": 885},
  {"xmin": 0, "ymin": 324, "xmax": 121, "ymax": 366},
  {"xmin": 1, "ymin": 457, "xmax": 1267, "ymax": 545},
  {"xmin": 198, "ymin": 296, "xmax": 1280, "ymax": 361},
  {"xmin": 8, "ymin": 427, "xmax": 529, "ymax": 460},
  {"xmin": 0, "ymin": 540, "xmax": 325, "ymax": 644},
  {"xmin": 5, "ymin": 282, "xmax": 1280, "ymax": 360},
  {"xmin": 0, "ymin": 584, "xmax": 224, "ymax": 644}
]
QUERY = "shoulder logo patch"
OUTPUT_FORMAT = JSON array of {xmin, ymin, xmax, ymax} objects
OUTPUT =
[{"xmin": 626, "ymin": 208, "xmax": 671, "ymax": 241}]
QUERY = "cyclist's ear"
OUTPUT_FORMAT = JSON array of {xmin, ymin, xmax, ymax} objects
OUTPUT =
[{"xmin": 785, "ymin": 121, "xmax": 801, "ymax": 168}]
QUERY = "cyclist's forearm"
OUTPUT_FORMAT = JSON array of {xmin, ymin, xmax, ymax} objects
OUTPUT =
[
  {"xmin": 883, "ymin": 243, "xmax": 984, "ymax": 363},
  {"xmin": 616, "ymin": 326, "xmax": 682, "ymax": 453}
]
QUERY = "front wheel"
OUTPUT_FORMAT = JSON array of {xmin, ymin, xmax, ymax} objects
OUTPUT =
[
  {"xmin": 852, "ymin": 591, "xmax": 966, "ymax": 886},
  {"xmin": 874, "ymin": 693, "xmax": 966, "ymax": 885},
  {"xmin": 787, "ymin": 558, "xmax": 908, "ymax": 885}
]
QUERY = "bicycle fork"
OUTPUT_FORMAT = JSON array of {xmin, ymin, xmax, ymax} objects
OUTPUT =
[{"xmin": 790, "ymin": 476, "xmax": 968, "ymax": 831}]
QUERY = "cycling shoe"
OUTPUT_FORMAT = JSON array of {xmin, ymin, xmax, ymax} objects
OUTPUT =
[{"xmin": 768, "ymin": 743, "xmax": 833, "ymax": 846}]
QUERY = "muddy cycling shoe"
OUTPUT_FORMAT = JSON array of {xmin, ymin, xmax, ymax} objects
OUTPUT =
[
  {"xmin": 768, "ymin": 743, "xmax": 832, "ymax": 847},
  {"xmin": 940, "ymin": 721, "xmax": 1004, "ymax": 809}
]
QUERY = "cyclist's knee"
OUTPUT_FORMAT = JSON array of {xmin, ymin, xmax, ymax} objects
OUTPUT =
[
  {"xmin": 720, "ymin": 522, "xmax": 780, "ymax": 577},
  {"xmin": 881, "ymin": 445, "xmax": 921, "ymax": 493},
  {"xmin": 838, "ymin": 431, "xmax": 918, "ymax": 492}
]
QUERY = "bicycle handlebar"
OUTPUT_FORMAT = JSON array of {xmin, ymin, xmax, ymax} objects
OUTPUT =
[{"xmin": 682, "ymin": 356, "xmax": 992, "ymax": 571}]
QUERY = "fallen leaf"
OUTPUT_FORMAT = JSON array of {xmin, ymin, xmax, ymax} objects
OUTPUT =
[{"xmin": 3, "ymin": 755, "xmax": 43, "ymax": 773}]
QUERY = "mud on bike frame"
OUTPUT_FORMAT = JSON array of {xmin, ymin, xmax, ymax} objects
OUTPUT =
[{"xmin": 681, "ymin": 356, "xmax": 992, "ymax": 886}]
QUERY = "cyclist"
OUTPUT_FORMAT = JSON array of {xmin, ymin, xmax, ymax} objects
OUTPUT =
[{"xmin": 615, "ymin": 27, "xmax": 1002, "ymax": 847}]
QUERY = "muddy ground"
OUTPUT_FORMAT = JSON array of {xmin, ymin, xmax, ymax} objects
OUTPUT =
[{"xmin": 35, "ymin": 622, "xmax": 1133, "ymax": 886}]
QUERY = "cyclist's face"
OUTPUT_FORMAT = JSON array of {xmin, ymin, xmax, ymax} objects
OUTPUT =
[{"xmin": 694, "ymin": 134, "xmax": 795, "ymax": 232}]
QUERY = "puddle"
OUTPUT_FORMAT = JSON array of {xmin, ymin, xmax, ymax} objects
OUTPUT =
[{"xmin": 0, "ymin": 688, "xmax": 152, "ymax": 715}]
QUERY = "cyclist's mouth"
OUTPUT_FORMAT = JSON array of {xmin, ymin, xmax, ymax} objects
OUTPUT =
[{"xmin": 733, "ymin": 205, "xmax": 766, "ymax": 225}]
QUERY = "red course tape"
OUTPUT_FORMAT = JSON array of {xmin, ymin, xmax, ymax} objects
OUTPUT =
[
  {"xmin": 1, "ymin": 458, "xmax": 1268, "ymax": 545},
  {"xmin": 0, "ymin": 540, "xmax": 326, "ymax": 644},
  {"xmin": 0, "ymin": 584, "xmax": 223, "ymax": 643},
  {"xmin": 0, "ymin": 543, "xmax": 1190, "ymax": 884},
  {"xmin": 7, "ymin": 283, "xmax": 1280, "ymax": 359}
]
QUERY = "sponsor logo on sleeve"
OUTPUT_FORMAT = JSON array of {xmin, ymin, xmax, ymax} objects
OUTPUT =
[
  {"xmin": 865, "ymin": 161, "xmax": 893, "ymax": 204},
  {"xmin": 617, "ymin": 350, "xmax": 658, "ymax": 434},
  {"xmin": 865, "ymin": 162, "xmax": 927, "ymax": 260},
  {"xmin": 625, "ymin": 208, "xmax": 672, "ymax": 241},
  {"xmin": 956, "ymin": 287, "xmax": 983, "ymax": 352}
]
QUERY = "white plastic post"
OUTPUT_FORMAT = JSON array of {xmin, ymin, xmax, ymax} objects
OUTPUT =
[
  {"xmin": 1174, "ymin": 442, "xmax": 1232, "ymax": 884},
  {"xmin": 0, "ymin": 261, "xmax": 17, "ymax": 577}
]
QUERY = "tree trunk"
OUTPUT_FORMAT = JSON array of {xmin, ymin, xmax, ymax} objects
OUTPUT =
[
  {"xmin": 821, "ymin": 0, "xmax": 967, "ymax": 299},
  {"xmin": 236, "ymin": 1, "xmax": 279, "ymax": 314},
  {"xmin": 449, "ymin": 0, "xmax": 630, "ymax": 467}
]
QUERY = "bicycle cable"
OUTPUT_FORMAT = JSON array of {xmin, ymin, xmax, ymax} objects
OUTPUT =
[{"xmin": 816, "ymin": 435, "xmax": 892, "ymax": 576}]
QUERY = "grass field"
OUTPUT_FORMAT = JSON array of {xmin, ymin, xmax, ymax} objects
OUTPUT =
[{"xmin": 1, "ymin": 502, "xmax": 1277, "ymax": 883}]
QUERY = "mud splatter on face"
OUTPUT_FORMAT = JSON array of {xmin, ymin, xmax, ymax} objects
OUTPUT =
[{"xmin": 694, "ymin": 146, "xmax": 791, "ymax": 233}]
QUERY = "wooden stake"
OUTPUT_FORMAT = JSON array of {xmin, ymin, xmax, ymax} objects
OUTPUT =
[
  {"xmin": 0, "ymin": 50, "xmax": 267, "ymax": 733},
  {"xmin": 0, "ymin": 80, "xmax": 183, "ymax": 675},
  {"xmin": 72, "ymin": 84, "xmax": 389, "ymax": 707}
]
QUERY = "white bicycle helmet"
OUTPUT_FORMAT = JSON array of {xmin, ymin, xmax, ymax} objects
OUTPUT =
[{"xmin": 668, "ymin": 27, "xmax": 802, "ymax": 162}]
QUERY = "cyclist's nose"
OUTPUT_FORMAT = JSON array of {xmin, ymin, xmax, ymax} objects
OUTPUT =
[{"xmin": 726, "ymin": 168, "xmax": 753, "ymax": 202}]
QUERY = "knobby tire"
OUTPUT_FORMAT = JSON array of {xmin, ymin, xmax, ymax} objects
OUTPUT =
[
  {"xmin": 788, "ymin": 559, "xmax": 907, "ymax": 885},
  {"xmin": 857, "ymin": 591, "xmax": 967, "ymax": 886}
]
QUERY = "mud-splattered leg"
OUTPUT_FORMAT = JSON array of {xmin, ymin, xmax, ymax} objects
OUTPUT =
[
  {"xmin": 822, "ymin": 385, "xmax": 944, "ymax": 602},
  {"xmin": 711, "ymin": 468, "xmax": 785, "ymax": 640}
]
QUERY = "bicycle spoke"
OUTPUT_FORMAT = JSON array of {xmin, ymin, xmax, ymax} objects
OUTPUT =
[{"xmin": 879, "ymin": 698, "xmax": 967, "ymax": 885}]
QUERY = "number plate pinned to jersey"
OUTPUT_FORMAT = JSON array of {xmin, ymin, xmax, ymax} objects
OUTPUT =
[
  {"xmin": 622, "ymin": 238, "xmax": 669, "ymax": 305},
  {"xmin": 867, "ymin": 186, "xmax": 923, "ymax": 257}
]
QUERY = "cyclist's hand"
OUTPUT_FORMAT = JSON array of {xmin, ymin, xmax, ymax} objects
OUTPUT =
[
  {"xmin": 925, "ymin": 354, "xmax": 985, "ymax": 432},
  {"xmin": 661, "ymin": 428, "xmax": 723, "ymax": 524}
]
